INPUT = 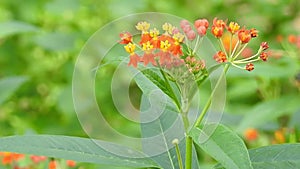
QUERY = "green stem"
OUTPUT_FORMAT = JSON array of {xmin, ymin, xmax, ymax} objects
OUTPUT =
[
  {"xmin": 182, "ymin": 113, "xmax": 190, "ymax": 131},
  {"xmin": 229, "ymin": 34, "xmax": 232, "ymax": 56},
  {"xmin": 184, "ymin": 64, "xmax": 230, "ymax": 169},
  {"xmin": 193, "ymin": 63, "xmax": 230, "ymax": 128},
  {"xmin": 173, "ymin": 139, "xmax": 184, "ymax": 169},
  {"xmin": 232, "ymin": 43, "xmax": 248, "ymax": 60},
  {"xmin": 185, "ymin": 136, "xmax": 192, "ymax": 169}
]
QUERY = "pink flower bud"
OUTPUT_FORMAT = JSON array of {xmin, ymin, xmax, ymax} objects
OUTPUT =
[
  {"xmin": 180, "ymin": 20, "xmax": 190, "ymax": 29},
  {"xmin": 182, "ymin": 25, "xmax": 192, "ymax": 33},
  {"xmin": 194, "ymin": 19, "xmax": 209, "ymax": 29},
  {"xmin": 186, "ymin": 30, "xmax": 196, "ymax": 41},
  {"xmin": 197, "ymin": 26, "xmax": 207, "ymax": 36}
]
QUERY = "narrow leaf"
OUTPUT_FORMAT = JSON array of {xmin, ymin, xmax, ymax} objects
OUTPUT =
[
  {"xmin": 0, "ymin": 21, "xmax": 38, "ymax": 38},
  {"xmin": 141, "ymin": 67, "xmax": 180, "ymax": 109},
  {"xmin": 0, "ymin": 135, "xmax": 160, "ymax": 168},
  {"xmin": 191, "ymin": 123, "xmax": 253, "ymax": 169}
]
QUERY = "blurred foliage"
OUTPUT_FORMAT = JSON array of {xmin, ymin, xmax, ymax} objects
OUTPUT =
[{"xmin": 0, "ymin": 0, "xmax": 300, "ymax": 168}]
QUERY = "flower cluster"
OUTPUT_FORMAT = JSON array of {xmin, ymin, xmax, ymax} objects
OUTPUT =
[
  {"xmin": 119, "ymin": 21, "xmax": 206, "ymax": 77},
  {"xmin": 0, "ymin": 152, "xmax": 76, "ymax": 169},
  {"xmin": 211, "ymin": 17, "xmax": 269, "ymax": 71},
  {"xmin": 119, "ymin": 18, "xmax": 269, "ymax": 73}
]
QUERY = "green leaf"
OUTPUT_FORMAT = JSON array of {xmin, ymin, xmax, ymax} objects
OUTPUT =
[
  {"xmin": 0, "ymin": 135, "xmax": 160, "ymax": 168},
  {"xmin": 191, "ymin": 123, "xmax": 253, "ymax": 169},
  {"xmin": 214, "ymin": 144, "xmax": 300, "ymax": 169},
  {"xmin": 135, "ymin": 71, "xmax": 199, "ymax": 169},
  {"xmin": 0, "ymin": 21, "xmax": 38, "ymax": 38},
  {"xmin": 141, "ymin": 68, "xmax": 179, "ymax": 106},
  {"xmin": 249, "ymin": 144, "xmax": 300, "ymax": 169},
  {"xmin": 237, "ymin": 94, "xmax": 300, "ymax": 133},
  {"xmin": 0, "ymin": 76, "xmax": 28, "ymax": 105}
]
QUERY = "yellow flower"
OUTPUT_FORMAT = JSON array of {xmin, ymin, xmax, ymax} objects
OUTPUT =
[
  {"xmin": 136, "ymin": 21, "xmax": 150, "ymax": 33},
  {"xmin": 228, "ymin": 22, "xmax": 240, "ymax": 34},
  {"xmin": 150, "ymin": 28, "xmax": 160, "ymax": 38},
  {"xmin": 173, "ymin": 32, "xmax": 184, "ymax": 43},
  {"xmin": 142, "ymin": 41, "xmax": 153, "ymax": 51},
  {"xmin": 162, "ymin": 23, "xmax": 175, "ymax": 34},
  {"xmin": 124, "ymin": 43, "xmax": 136, "ymax": 54},
  {"xmin": 160, "ymin": 40, "xmax": 171, "ymax": 51}
]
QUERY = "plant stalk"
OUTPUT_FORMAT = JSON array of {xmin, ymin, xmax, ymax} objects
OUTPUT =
[
  {"xmin": 193, "ymin": 63, "xmax": 230, "ymax": 128},
  {"xmin": 185, "ymin": 136, "xmax": 192, "ymax": 169}
]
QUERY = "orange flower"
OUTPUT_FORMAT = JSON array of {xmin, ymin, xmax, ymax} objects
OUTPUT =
[
  {"xmin": 170, "ymin": 43, "xmax": 182, "ymax": 56},
  {"xmin": 139, "ymin": 33, "xmax": 152, "ymax": 45},
  {"xmin": 238, "ymin": 28, "xmax": 251, "ymax": 44},
  {"xmin": 244, "ymin": 128, "xmax": 259, "ymax": 141},
  {"xmin": 0, "ymin": 152, "xmax": 24, "ymax": 165},
  {"xmin": 245, "ymin": 63, "xmax": 254, "ymax": 71},
  {"xmin": 250, "ymin": 28, "xmax": 258, "ymax": 38},
  {"xmin": 141, "ymin": 52, "xmax": 156, "ymax": 66},
  {"xmin": 119, "ymin": 32, "xmax": 132, "ymax": 44},
  {"xmin": 66, "ymin": 160, "xmax": 76, "ymax": 167},
  {"xmin": 49, "ymin": 160, "xmax": 57, "ymax": 169},
  {"xmin": 212, "ymin": 17, "xmax": 226, "ymax": 28},
  {"xmin": 213, "ymin": 51, "xmax": 227, "ymax": 63},
  {"xmin": 128, "ymin": 53, "xmax": 140, "ymax": 67},
  {"xmin": 288, "ymin": 34, "xmax": 297, "ymax": 44},
  {"xmin": 260, "ymin": 52, "xmax": 268, "ymax": 61},
  {"xmin": 211, "ymin": 26, "xmax": 224, "ymax": 38}
]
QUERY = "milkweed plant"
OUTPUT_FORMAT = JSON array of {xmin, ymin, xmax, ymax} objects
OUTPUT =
[{"xmin": 1, "ymin": 13, "xmax": 300, "ymax": 169}]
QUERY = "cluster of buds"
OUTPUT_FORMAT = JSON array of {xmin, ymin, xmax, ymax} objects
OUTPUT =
[
  {"xmin": 119, "ymin": 21, "xmax": 207, "ymax": 77},
  {"xmin": 211, "ymin": 17, "xmax": 269, "ymax": 71},
  {"xmin": 179, "ymin": 19, "xmax": 209, "ymax": 40}
]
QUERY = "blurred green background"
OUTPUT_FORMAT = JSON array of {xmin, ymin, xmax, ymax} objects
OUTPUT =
[{"xmin": 0, "ymin": 0, "xmax": 300, "ymax": 168}]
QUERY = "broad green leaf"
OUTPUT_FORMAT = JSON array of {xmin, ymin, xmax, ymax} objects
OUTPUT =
[
  {"xmin": 249, "ymin": 144, "xmax": 300, "ymax": 169},
  {"xmin": 0, "ymin": 76, "xmax": 28, "ymax": 105},
  {"xmin": 0, "ymin": 21, "xmax": 38, "ymax": 38},
  {"xmin": 0, "ymin": 135, "xmax": 160, "ymax": 168},
  {"xmin": 237, "ymin": 94, "xmax": 300, "ymax": 133},
  {"xmin": 191, "ymin": 123, "xmax": 253, "ymax": 169},
  {"xmin": 214, "ymin": 144, "xmax": 300, "ymax": 169}
]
